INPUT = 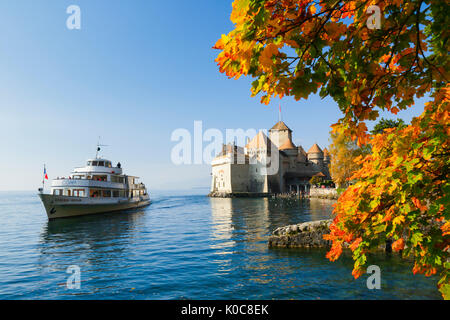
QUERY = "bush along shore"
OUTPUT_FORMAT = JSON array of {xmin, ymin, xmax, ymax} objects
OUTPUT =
[{"xmin": 268, "ymin": 219, "xmax": 392, "ymax": 252}]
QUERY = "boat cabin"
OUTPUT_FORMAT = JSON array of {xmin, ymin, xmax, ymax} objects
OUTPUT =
[{"xmin": 50, "ymin": 158, "xmax": 147, "ymax": 199}]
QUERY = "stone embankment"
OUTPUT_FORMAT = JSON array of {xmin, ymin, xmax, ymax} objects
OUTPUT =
[
  {"xmin": 208, "ymin": 192, "xmax": 270, "ymax": 198},
  {"xmin": 308, "ymin": 188, "xmax": 339, "ymax": 200},
  {"xmin": 269, "ymin": 219, "xmax": 392, "ymax": 252}
]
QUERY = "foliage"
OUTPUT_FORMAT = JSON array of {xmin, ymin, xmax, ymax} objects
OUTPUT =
[
  {"xmin": 370, "ymin": 118, "xmax": 406, "ymax": 134},
  {"xmin": 214, "ymin": 0, "xmax": 448, "ymax": 144},
  {"xmin": 214, "ymin": 0, "xmax": 449, "ymax": 298},
  {"xmin": 329, "ymin": 130, "xmax": 370, "ymax": 188},
  {"xmin": 321, "ymin": 179, "xmax": 335, "ymax": 187},
  {"xmin": 309, "ymin": 175, "xmax": 323, "ymax": 185},
  {"xmin": 330, "ymin": 117, "xmax": 405, "ymax": 188},
  {"xmin": 324, "ymin": 89, "xmax": 449, "ymax": 298}
]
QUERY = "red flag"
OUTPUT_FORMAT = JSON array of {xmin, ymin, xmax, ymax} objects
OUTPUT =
[{"xmin": 44, "ymin": 167, "xmax": 48, "ymax": 180}]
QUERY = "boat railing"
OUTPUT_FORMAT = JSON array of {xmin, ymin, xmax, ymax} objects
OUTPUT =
[{"xmin": 55, "ymin": 177, "xmax": 110, "ymax": 182}]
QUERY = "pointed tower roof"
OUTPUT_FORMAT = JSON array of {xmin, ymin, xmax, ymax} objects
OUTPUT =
[
  {"xmin": 279, "ymin": 139, "xmax": 296, "ymax": 150},
  {"xmin": 308, "ymin": 143, "xmax": 323, "ymax": 154},
  {"xmin": 246, "ymin": 131, "xmax": 270, "ymax": 150},
  {"xmin": 270, "ymin": 121, "xmax": 292, "ymax": 132},
  {"xmin": 297, "ymin": 145, "xmax": 307, "ymax": 156},
  {"xmin": 323, "ymin": 148, "xmax": 330, "ymax": 157}
]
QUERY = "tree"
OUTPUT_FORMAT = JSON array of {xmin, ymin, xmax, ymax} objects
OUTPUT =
[
  {"xmin": 309, "ymin": 175, "xmax": 323, "ymax": 185},
  {"xmin": 214, "ymin": 0, "xmax": 449, "ymax": 298},
  {"xmin": 330, "ymin": 117, "xmax": 405, "ymax": 188},
  {"xmin": 329, "ymin": 130, "xmax": 370, "ymax": 188},
  {"xmin": 370, "ymin": 118, "xmax": 406, "ymax": 135},
  {"xmin": 324, "ymin": 93, "xmax": 449, "ymax": 298}
]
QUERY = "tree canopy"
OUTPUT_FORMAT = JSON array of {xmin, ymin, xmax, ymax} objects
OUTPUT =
[
  {"xmin": 329, "ymin": 130, "xmax": 370, "ymax": 188},
  {"xmin": 370, "ymin": 117, "xmax": 406, "ymax": 134},
  {"xmin": 214, "ymin": 0, "xmax": 449, "ymax": 298}
]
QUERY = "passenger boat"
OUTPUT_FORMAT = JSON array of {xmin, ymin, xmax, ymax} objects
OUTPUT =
[{"xmin": 38, "ymin": 151, "xmax": 150, "ymax": 219}]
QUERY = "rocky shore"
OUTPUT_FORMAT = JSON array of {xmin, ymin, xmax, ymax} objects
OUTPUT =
[
  {"xmin": 269, "ymin": 219, "xmax": 392, "ymax": 252},
  {"xmin": 269, "ymin": 219, "xmax": 333, "ymax": 248}
]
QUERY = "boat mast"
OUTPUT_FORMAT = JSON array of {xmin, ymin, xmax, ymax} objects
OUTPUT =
[
  {"xmin": 42, "ymin": 164, "xmax": 45, "ymax": 192},
  {"xmin": 95, "ymin": 136, "xmax": 109, "ymax": 159}
]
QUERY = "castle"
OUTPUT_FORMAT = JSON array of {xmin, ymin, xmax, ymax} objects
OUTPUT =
[{"xmin": 209, "ymin": 121, "xmax": 331, "ymax": 197}]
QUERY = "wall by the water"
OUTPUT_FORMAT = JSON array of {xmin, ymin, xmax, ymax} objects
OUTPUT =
[{"xmin": 309, "ymin": 187, "xmax": 338, "ymax": 199}]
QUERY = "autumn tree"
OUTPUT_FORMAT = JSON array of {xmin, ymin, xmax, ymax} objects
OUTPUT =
[
  {"xmin": 370, "ymin": 117, "xmax": 406, "ymax": 134},
  {"xmin": 214, "ymin": 0, "xmax": 449, "ymax": 298},
  {"xmin": 309, "ymin": 175, "xmax": 323, "ymax": 185},
  {"xmin": 330, "ymin": 117, "xmax": 405, "ymax": 188},
  {"xmin": 329, "ymin": 130, "xmax": 370, "ymax": 188}
]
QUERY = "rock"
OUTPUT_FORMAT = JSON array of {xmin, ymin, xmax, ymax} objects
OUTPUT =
[
  {"xmin": 268, "ymin": 219, "xmax": 333, "ymax": 249},
  {"xmin": 269, "ymin": 219, "xmax": 392, "ymax": 252}
]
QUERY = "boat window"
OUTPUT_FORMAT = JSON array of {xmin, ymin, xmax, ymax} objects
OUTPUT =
[
  {"xmin": 53, "ymin": 189, "xmax": 63, "ymax": 196},
  {"xmin": 111, "ymin": 175, "xmax": 124, "ymax": 183},
  {"xmin": 92, "ymin": 161, "xmax": 98, "ymax": 166},
  {"xmin": 106, "ymin": 161, "xmax": 112, "ymax": 168},
  {"xmin": 73, "ymin": 189, "xmax": 85, "ymax": 197},
  {"xmin": 98, "ymin": 161, "xmax": 105, "ymax": 167},
  {"xmin": 90, "ymin": 189, "xmax": 101, "ymax": 198},
  {"xmin": 102, "ymin": 190, "xmax": 111, "ymax": 198},
  {"xmin": 93, "ymin": 175, "xmax": 107, "ymax": 181},
  {"xmin": 87, "ymin": 161, "xmax": 92, "ymax": 166},
  {"xmin": 112, "ymin": 190, "xmax": 119, "ymax": 197}
]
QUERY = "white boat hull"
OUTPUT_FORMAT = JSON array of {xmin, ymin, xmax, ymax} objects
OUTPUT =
[{"xmin": 38, "ymin": 193, "xmax": 150, "ymax": 219}]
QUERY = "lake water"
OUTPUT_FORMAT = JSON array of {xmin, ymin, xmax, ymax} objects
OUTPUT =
[{"xmin": 0, "ymin": 191, "xmax": 441, "ymax": 299}]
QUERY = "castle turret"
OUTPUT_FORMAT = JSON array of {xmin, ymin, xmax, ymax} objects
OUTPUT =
[
  {"xmin": 323, "ymin": 148, "xmax": 330, "ymax": 164},
  {"xmin": 296, "ymin": 146, "xmax": 307, "ymax": 162},
  {"xmin": 307, "ymin": 143, "xmax": 324, "ymax": 165},
  {"xmin": 269, "ymin": 121, "xmax": 292, "ymax": 149}
]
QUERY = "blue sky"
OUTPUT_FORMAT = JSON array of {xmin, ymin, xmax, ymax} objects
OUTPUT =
[{"xmin": 0, "ymin": 1, "xmax": 426, "ymax": 191}]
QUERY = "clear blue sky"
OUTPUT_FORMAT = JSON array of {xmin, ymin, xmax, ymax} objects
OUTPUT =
[{"xmin": 0, "ymin": 1, "xmax": 426, "ymax": 191}]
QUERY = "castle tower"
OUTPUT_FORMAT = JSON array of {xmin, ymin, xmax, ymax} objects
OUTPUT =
[
  {"xmin": 296, "ymin": 145, "xmax": 307, "ymax": 162},
  {"xmin": 279, "ymin": 138, "xmax": 297, "ymax": 156},
  {"xmin": 323, "ymin": 148, "xmax": 330, "ymax": 164},
  {"xmin": 307, "ymin": 143, "xmax": 324, "ymax": 165},
  {"xmin": 269, "ymin": 121, "xmax": 293, "ymax": 149}
]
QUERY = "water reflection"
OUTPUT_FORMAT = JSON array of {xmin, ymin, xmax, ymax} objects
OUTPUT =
[
  {"xmin": 0, "ymin": 192, "xmax": 441, "ymax": 299},
  {"xmin": 209, "ymin": 197, "xmax": 334, "ymax": 240},
  {"xmin": 207, "ymin": 197, "xmax": 336, "ymax": 297},
  {"xmin": 209, "ymin": 198, "xmax": 234, "ymax": 252},
  {"xmin": 38, "ymin": 209, "xmax": 146, "ymax": 276}
]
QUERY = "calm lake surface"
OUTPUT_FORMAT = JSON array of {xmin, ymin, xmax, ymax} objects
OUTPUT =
[{"xmin": 0, "ymin": 191, "xmax": 441, "ymax": 299}]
